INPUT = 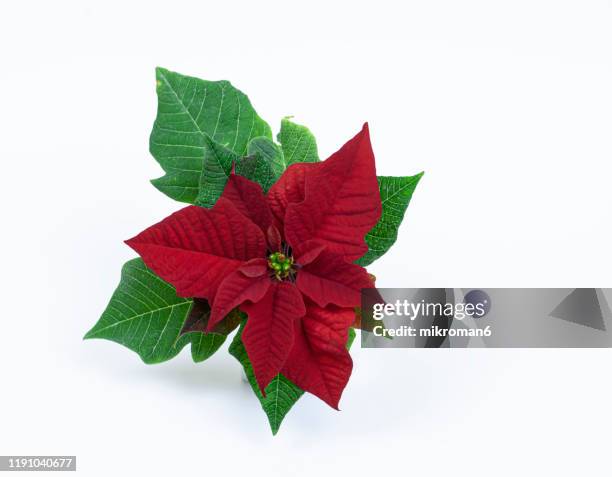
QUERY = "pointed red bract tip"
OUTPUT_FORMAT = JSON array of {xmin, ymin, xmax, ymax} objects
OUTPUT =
[{"xmin": 282, "ymin": 123, "xmax": 382, "ymax": 262}]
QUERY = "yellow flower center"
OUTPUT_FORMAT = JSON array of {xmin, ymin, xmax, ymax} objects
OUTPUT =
[{"xmin": 267, "ymin": 252, "xmax": 295, "ymax": 280}]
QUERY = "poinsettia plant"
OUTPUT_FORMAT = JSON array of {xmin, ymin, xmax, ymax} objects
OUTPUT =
[{"xmin": 85, "ymin": 67, "xmax": 422, "ymax": 434}]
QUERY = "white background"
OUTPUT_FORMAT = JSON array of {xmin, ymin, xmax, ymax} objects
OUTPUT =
[{"xmin": 1, "ymin": 1, "xmax": 611, "ymax": 475}]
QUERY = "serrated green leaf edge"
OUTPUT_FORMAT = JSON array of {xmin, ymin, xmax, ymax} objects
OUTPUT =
[
  {"xmin": 357, "ymin": 172, "xmax": 424, "ymax": 266},
  {"xmin": 84, "ymin": 258, "xmax": 225, "ymax": 364},
  {"xmin": 229, "ymin": 322, "xmax": 357, "ymax": 435}
]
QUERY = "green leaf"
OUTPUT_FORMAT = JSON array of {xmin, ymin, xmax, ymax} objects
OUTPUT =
[
  {"xmin": 357, "ymin": 173, "xmax": 424, "ymax": 267},
  {"xmin": 185, "ymin": 333, "xmax": 226, "ymax": 362},
  {"xmin": 179, "ymin": 299, "xmax": 242, "ymax": 362},
  {"xmin": 194, "ymin": 136, "xmax": 285, "ymax": 206},
  {"xmin": 278, "ymin": 118, "xmax": 320, "ymax": 165},
  {"xmin": 247, "ymin": 136, "xmax": 286, "ymax": 179},
  {"xmin": 234, "ymin": 151, "xmax": 277, "ymax": 193},
  {"xmin": 347, "ymin": 327, "xmax": 357, "ymax": 348},
  {"xmin": 84, "ymin": 259, "xmax": 226, "ymax": 364},
  {"xmin": 228, "ymin": 323, "xmax": 302, "ymax": 435},
  {"xmin": 194, "ymin": 138, "xmax": 238, "ymax": 208},
  {"xmin": 229, "ymin": 321, "xmax": 358, "ymax": 435},
  {"xmin": 150, "ymin": 67, "xmax": 272, "ymax": 204}
]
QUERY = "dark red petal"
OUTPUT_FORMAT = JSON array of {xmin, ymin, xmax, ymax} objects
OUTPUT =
[
  {"xmin": 220, "ymin": 173, "xmax": 272, "ymax": 231},
  {"xmin": 266, "ymin": 225, "xmax": 282, "ymax": 253},
  {"xmin": 241, "ymin": 282, "xmax": 306, "ymax": 394},
  {"xmin": 267, "ymin": 162, "xmax": 318, "ymax": 234},
  {"xmin": 239, "ymin": 258, "xmax": 269, "ymax": 277},
  {"xmin": 125, "ymin": 199, "xmax": 265, "ymax": 300},
  {"xmin": 284, "ymin": 123, "xmax": 382, "ymax": 262},
  {"xmin": 281, "ymin": 302, "xmax": 354, "ymax": 409},
  {"xmin": 296, "ymin": 248, "xmax": 374, "ymax": 308},
  {"xmin": 208, "ymin": 265, "xmax": 270, "ymax": 331},
  {"xmin": 293, "ymin": 240, "xmax": 326, "ymax": 266}
]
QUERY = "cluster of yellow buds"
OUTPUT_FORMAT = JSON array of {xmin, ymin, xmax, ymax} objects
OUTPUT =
[{"xmin": 267, "ymin": 252, "xmax": 295, "ymax": 280}]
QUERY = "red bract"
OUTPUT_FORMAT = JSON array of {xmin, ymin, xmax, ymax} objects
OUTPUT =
[{"xmin": 126, "ymin": 123, "xmax": 381, "ymax": 409}]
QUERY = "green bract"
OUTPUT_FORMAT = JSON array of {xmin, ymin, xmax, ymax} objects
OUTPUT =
[
  {"xmin": 278, "ymin": 117, "xmax": 320, "ymax": 165},
  {"xmin": 194, "ymin": 138, "xmax": 237, "ymax": 208},
  {"xmin": 86, "ymin": 67, "xmax": 422, "ymax": 434},
  {"xmin": 150, "ymin": 67, "xmax": 272, "ymax": 203},
  {"xmin": 358, "ymin": 173, "xmax": 424, "ymax": 266},
  {"xmin": 84, "ymin": 259, "xmax": 226, "ymax": 364}
]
